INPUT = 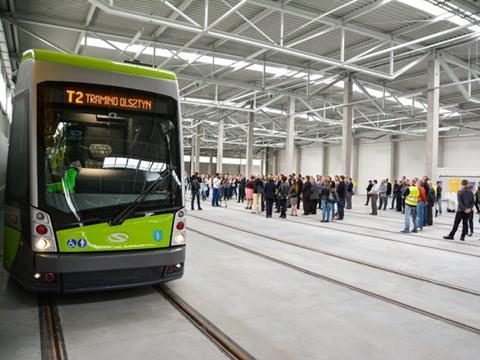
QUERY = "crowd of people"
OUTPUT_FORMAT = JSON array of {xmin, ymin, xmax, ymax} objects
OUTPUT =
[{"xmin": 187, "ymin": 172, "xmax": 480, "ymax": 241}]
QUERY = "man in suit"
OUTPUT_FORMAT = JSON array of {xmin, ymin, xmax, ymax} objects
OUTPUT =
[{"xmin": 443, "ymin": 179, "xmax": 474, "ymax": 241}]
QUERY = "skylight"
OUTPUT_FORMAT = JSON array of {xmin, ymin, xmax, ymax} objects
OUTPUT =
[{"xmin": 83, "ymin": 36, "xmax": 460, "ymax": 120}]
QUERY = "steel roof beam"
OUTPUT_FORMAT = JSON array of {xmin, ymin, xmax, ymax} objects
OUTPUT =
[
  {"xmin": 73, "ymin": 3, "xmax": 96, "ymax": 54},
  {"xmin": 8, "ymin": 19, "xmax": 69, "ymax": 53},
  {"xmin": 343, "ymin": 0, "xmax": 391, "ymax": 22},
  {"xmin": 85, "ymin": 0, "xmax": 408, "ymax": 79},
  {"xmin": 247, "ymin": 0, "xmax": 478, "ymax": 76},
  {"xmin": 134, "ymin": 0, "xmax": 195, "ymax": 59}
]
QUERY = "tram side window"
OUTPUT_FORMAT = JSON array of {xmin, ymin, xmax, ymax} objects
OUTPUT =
[{"xmin": 6, "ymin": 91, "xmax": 29, "ymax": 198}]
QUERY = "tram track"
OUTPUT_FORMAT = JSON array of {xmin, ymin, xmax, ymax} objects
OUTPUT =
[
  {"xmin": 189, "ymin": 214, "xmax": 480, "ymax": 297},
  {"xmin": 345, "ymin": 208, "xmax": 453, "ymax": 228},
  {"xmin": 38, "ymin": 286, "xmax": 254, "ymax": 360},
  {"xmin": 187, "ymin": 227, "xmax": 480, "ymax": 336},
  {"xmin": 154, "ymin": 285, "xmax": 255, "ymax": 360},
  {"xmin": 225, "ymin": 201, "xmax": 480, "ymax": 248},
  {"xmin": 38, "ymin": 296, "xmax": 68, "ymax": 360},
  {"xmin": 204, "ymin": 202, "xmax": 480, "ymax": 256},
  {"xmin": 302, "ymin": 215, "xmax": 480, "ymax": 248}
]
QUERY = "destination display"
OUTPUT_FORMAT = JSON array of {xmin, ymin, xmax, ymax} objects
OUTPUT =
[{"xmin": 65, "ymin": 88, "xmax": 153, "ymax": 111}]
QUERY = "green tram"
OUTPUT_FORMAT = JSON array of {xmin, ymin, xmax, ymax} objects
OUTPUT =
[{"xmin": 3, "ymin": 49, "xmax": 186, "ymax": 292}]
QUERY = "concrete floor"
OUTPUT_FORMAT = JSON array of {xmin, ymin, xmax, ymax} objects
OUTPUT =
[{"xmin": 1, "ymin": 196, "xmax": 480, "ymax": 359}]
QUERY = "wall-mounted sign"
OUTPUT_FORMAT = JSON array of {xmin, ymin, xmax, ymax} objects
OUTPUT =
[{"xmin": 449, "ymin": 178, "xmax": 461, "ymax": 193}]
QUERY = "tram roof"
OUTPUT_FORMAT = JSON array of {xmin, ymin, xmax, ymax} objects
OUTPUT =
[{"xmin": 21, "ymin": 49, "xmax": 177, "ymax": 81}]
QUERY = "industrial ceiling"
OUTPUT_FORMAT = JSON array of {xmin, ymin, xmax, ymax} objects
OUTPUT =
[{"xmin": 1, "ymin": 0, "xmax": 480, "ymax": 156}]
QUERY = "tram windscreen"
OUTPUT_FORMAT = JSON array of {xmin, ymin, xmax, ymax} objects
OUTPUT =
[{"xmin": 37, "ymin": 82, "xmax": 182, "ymax": 225}]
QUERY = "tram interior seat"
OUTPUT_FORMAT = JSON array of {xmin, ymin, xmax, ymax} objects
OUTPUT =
[
  {"xmin": 75, "ymin": 168, "xmax": 146, "ymax": 194},
  {"xmin": 85, "ymin": 143, "xmax": 112, "ymax": 169}
]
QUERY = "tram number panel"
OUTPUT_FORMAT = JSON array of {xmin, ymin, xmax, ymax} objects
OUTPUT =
[{"xmin": 65, "ymin": 89, "xmax": 153, "ymax": 111}]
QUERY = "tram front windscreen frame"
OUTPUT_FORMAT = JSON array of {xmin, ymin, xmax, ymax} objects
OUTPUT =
[{"xmin": 36, "ymin": 81, "xmax": 182, "ymax": 229}]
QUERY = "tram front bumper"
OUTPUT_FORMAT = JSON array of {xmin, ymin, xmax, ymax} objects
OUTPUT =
[{"xmin": 26, "ymin": 246, "xmax": 185, "ymax": 293}]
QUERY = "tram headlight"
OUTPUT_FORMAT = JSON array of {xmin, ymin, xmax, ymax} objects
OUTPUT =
[
  {"xmin": 173, "ymin": 233, "xmax": 185, "ymax": 245},
  {"xmin": 34, "ymin": 238, "xmax": 50, "ymax": 250},
  {"xmin": 171, "ymin": 208, "xmax": 187, "ymax": 246},
  {"xmin": 31, "ymin": 207, "xmax": 58, "ymax": 252},
  {"xmin": 32, "ymin": 236, "xmax": 57, "ymax": 252}
]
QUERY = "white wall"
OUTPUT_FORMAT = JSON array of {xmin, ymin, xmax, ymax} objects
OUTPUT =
[
  {"xmin": 184, "ymin": 162, "xmax": 261, "ymax": 176},
  {"xmin": 300, "ymin": 146, "xmax": 324, "ymax": 176},
  {"xmin": 442, "ymin": 137, "xmax": 480, "ymax": 168},
  {"xmin": 327, "ymin": 145, "xmax": 343, "ymax": 176},
  {"xmin": 277, "ymin": 149, "xmax": 300, "ymax": 174},
  {"xmin": 396, "ymin": 139, "xmax": 426, "ymax": 179},
  {"xmin": 295, "ymin": 135, "xmax": 480, "ymax": 195},
  {"xmin": 357, "ymin": 142, "xmax": 391, "ymax": 194}
]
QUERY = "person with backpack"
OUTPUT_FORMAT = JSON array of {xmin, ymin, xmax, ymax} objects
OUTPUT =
[
  {"xmin": 426, "ymin": 179, "xmax": 435, "ymax": 226},
  {"xmin": 328, "ymin": 179, "xmax": 338, "ymax": 221},
  {"xmin": 190, "ymin": 172, "xmax": 202, "ymax": 210},
  {"xmin": 276, "ymin": 175, "xmax": 290, "ymax": 218}
]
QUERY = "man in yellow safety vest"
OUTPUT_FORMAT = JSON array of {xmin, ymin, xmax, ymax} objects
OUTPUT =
[{"xmin": 401, "ymin": 179, "xmax": 419, "ymax": 233}]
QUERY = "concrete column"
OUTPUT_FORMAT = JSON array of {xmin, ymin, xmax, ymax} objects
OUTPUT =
[
  {"xmin": 322, "ymin": 145, "xmax": 329, "ymax": 176},
  {"xmin": 264, "ymin": 147, "xmax": 270, "ymax": 174},
  {"xmin": 426, "ymin": 55, "xmax": 440, "ymax": 181},
  {"xmin": 285, "ymin": 97, "xmax": 296, "ymax": 174},
  {"xmin": 189, "ymin": 138, "xmax": 195, "ymax": 176},
  {"xmin": 216, "ymin": 119, "xmax": 224, "ymax": 173},
  {"xmin": 208, "ymin": 151, "xmax": 213, "ymax": 175},
  {"xmin": 389, "ymin": 136, "xmax": 397, "ymax": 181},
  {"xmin": 272, "ymin": 149, "xmax": 278, "ymax": 174},
  {"xmin": 352, "ymin": 138, "xmax": 359, "ymax": 185},
  {"xmin": 194, "ymin": 124, "xmax": 201, "ymax": 173},
  {"xmin": 262, "ymin": 148, "xmax": 267, "ymax": 175},
  {"xmin": 245, "ymin": 111, "xmax": 254, "ymax": 177},
  {"xmin": 295, "ymin": 146, "xmax": 302, "ymax": 175},
  {"xmin": 438, "ymin": 138, "xmax": 444, "ymax": 168},
  {"xmin": 342, "ymin": 76, "xmax": 353, "ymax": 176}
]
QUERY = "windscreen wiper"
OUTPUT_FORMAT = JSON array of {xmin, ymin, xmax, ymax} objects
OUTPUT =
[
  {"xmin": 160, "ymin": 123, "xmax": 176, "ymax": 209},
  {"xmin": 109, "ymin": 165, "xmax": 173, "ymax": 226}
]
